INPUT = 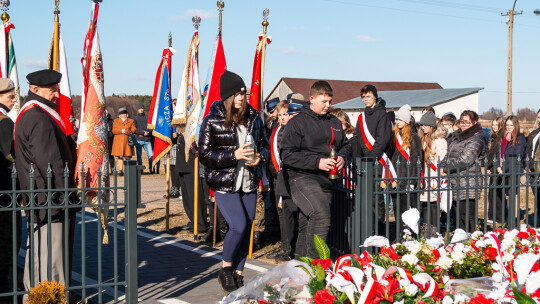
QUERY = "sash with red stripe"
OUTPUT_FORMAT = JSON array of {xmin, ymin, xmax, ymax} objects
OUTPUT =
[
  {"xmin": 14, "ymin": 100, "xmax": 66, "ymax": 148},
  {"xmin": 0, "ymin": 107, "xmax": 7, "ymax": 116},
  {"xmin": 358, "ymin": 113, "xmax": 396, "ymax": 182},
  {"xmin": 270, "ymin": 125, "xmax": 281, "ymax": 173}
]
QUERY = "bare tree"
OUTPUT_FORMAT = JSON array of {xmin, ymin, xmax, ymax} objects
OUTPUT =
[{"xmin": 481, "ymin": 107, "xmax": 504, "ymax": 121}]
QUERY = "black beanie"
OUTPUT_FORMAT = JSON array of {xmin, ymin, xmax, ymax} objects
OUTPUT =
[
  {"xmin": 361, "ymin": 84, "xmax": 378, "ymax": 99},
  {"xmin": 220, "ymin": 70, "xmax": 246, "ymax": 101}
]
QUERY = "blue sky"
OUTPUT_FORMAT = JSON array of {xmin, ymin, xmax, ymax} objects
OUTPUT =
[{"xmin": 7, "ymin": 0, "xmax": 540, "ymax": 112}]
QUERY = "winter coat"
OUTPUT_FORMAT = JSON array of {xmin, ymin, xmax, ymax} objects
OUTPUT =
[
  {"xmin": 133, "ymin": 113, "xmax": 151, "ymax": 142},
  {"xmin": 420, "ymin": 138, "xmax": 448, "ymax": 202},
  {"xmin": 0, "ymin": 104, "xmax": 14, "ymax": 206},
  {"xmin": 198, "ymin": 100, "xmax": 269, "ymax": 193},
  {"xmin": 440, "ymin": 123, "xmax": 486, "ymax": 201},
  {"xmin": 388, "ymin": 130, "xmax": 422, "ymax": 190},
  {"xmin": 353, "ymin": 98, "xmax": 392, "ymax": 160},
  {"xmin": 494, "ymin": 133, "xmax": 527, "ymax": 173},
  {"xmin": 280, "ymin": 106, "xmax": 350, "ymax": 187},
  {"xmin": 111, "ymin": 118, "xmax": 136, "ymax": 157},
  {"xmin": 525, "ymin": 128, "xmax": 540, "ymax": 172}
]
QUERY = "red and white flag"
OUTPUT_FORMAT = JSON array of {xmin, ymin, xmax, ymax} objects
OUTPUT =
[
  {"xmin": 248, "ymin": 32, "xmax": 271, "ymax": 111},
  {"xmin": 0, "ymin": 22, "xmax": 20, "ymax": 121}
]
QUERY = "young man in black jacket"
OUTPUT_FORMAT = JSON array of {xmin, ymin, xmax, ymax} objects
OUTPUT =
[
  {"xmin": 353, "ymin": 84, "xmax": 393, "ymax": 225},
  {"xmin": 280, "ymin": 80, "xmax": 350, "ymax": 258}
]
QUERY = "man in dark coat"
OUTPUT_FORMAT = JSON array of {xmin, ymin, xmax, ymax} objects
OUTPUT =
[
  {"xmin": 15, "ymin": 70, "xmax": 76, "ymax": 296},
  {"xmin": 526, "ymin": 110, "xmax": 540, "ymax": 223},
  {"xmin": 133, "ymin": 104, "xmax": 154, "ymax": 173},
  {"xmin": 0, "ymin": 78, "xmax": 21, "ymax": 292},
  {"xmin": 353, "ymin": 84, "xmax": 392, "ymax": 224}
]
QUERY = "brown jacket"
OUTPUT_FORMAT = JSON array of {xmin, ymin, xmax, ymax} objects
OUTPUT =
[{"xmin": 111, "ymin": 118, "xmax": 136, "ymax": 157}]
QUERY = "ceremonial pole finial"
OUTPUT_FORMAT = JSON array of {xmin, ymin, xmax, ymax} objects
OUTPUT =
[
  {"xmin": 192, "ymin": 16, "xmax": 201, "ymax": 30},
  {"xmin": 54, "ymin": 0, "xmax": 60, "ymax": 15},
  {"xmin": 217, "ymin": 1, "xmax": 224, "ymax": 32},
  {"xmin": 262, "ymin": 8, "xmax": 269, "ymax": 34},
  {"xmin": 0, "ymin": 0, "xmax": 10, "ymax": 23},
  {"xmin": 168, "ymin": 32, "xmax": 172, "ymax": 48}
]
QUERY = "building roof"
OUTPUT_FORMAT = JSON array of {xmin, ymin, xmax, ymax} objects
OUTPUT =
[
  {"xmin": 265, "ymin": 77, "xmax": 443, "ymax": 104},
  {"xmin": 337, "ymin": 87, "xmax": 484, "ymax": 110}
]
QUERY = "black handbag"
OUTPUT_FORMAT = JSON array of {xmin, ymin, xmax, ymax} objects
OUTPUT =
[{"xmin": 127, "ymin": 135, "xmax": 135, "ymax": 147}]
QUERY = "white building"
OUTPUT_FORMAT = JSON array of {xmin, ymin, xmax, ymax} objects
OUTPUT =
[{"xmin": 336, "ymin": 88, "xmax": 483, "ymax": 126}]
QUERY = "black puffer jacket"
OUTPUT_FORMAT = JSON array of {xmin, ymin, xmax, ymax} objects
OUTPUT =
[
  {"xmin": 440, "ymin": 123, "xmax": 486, "ymax": 201},
  {"xmin": 198, "ymin": 100, "xmax": 269, "ymax": 193}
]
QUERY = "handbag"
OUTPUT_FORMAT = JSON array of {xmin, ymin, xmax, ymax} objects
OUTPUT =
[{"xmin": 127, "ymin": 135, "xmax": 135, "ymax": 147}]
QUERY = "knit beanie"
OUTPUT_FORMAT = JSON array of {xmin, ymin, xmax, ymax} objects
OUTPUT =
[
  {"xmin": 361, "ymin": 84, "xmax": 378, "ymax": 99},
  {"xmin": 220, "ymin": 70, "xmax": 246, "ymax": 101},
  {"xmin": 419, "ymin": 111, "xmax": 437, "ymax": 128},
  {"xmin": 395, "ymin": 104, "xmax": 412, "ymax": 124}
]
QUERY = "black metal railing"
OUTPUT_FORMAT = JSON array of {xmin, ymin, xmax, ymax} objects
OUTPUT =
[
  {"xmin": 329, "ymin": 156, "xmax": 540, "ymax": 256},
  {"xmin": 0, "ymin": 160, "xmax": 140, "ymax": 303}
]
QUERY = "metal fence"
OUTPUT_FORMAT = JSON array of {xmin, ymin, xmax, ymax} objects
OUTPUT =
[
  {"xmin": 0, "ymin": 160, "xmax": 140, "ymax": 304},
  {"xmin": 329, "ymin": 156, "xmax": 540, "ymax": 256}
]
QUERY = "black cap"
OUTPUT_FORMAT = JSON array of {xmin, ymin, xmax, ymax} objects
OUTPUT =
[
  {"xmin": 266, "ymin": 97, "xmax": 280, "ymax": 113},
  {"xmin": 26, "ymin": 69, "xmax": 62, "ymax": 86},
  {"xmin": 220, "ymin": 70, "xmax": 246, "ymax": 101},
  {"xmin": 287, "ymin": 102, "xmax": 303, "ymax": 114},
  {"xmin": 118, "ymin": 107, "xmax": 128, "ymax": 114},
  {"xmin": 361, "ymin": 84, "xmax": 378, "ymax": 99}
]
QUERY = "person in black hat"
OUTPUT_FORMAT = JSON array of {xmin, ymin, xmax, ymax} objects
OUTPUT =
[
  {"xmin": 264, "ymin": 97, "xmax": 279, "ymax": 136},
  {"xmin": 0, "ymin": 78, "xmax": 22, "ymax": 292},
  {"xmin": 198, "ymin": 70, "xmax": 269, "ymax": 293},
  {"xmin": 15, "ymin": 69, "xmax": 77, "ymax": 297},
  {"xmin": 111, "ymin": 107, "xmax": 136, "ymax": 175}
]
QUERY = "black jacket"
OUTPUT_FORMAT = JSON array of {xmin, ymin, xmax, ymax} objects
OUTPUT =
[
  {"xmin": 280, "ymin": 106, "xmax": 350, "ymax": 185},
  {"xmin": 174, "ymin": 132, "xmax": 197, "ymax": 174},
  {"xmin": 525, "ymin": 128, "xmax": 540, "ymax": 172},
  {"xmin": 133, "ymin": 113, "xmax": 151, "ymax": 142},
  {"xmin": 15, "ymin": 92, "xmax": 76, "ymax": 223},
  {"xmin": 0, "ymin": 104, "xmax": 15, "ymax": 200},
  {"xmin": 388, "ymin": 131, "xmax": 422, "ymax": 190},
  {"xmin": 198, "ymin": 100, "xmax": 269, "ymax": 193},
  {"xmin": 353, "ymin": 98, "xmax": 392, "ymax": 160}
]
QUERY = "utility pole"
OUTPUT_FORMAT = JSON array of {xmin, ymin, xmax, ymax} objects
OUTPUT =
[{"xmin": 502, "ymin": 0, "xmax": 522, "ymax": 116}]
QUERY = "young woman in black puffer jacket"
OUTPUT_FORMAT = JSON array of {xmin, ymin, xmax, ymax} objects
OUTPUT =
[{"xmin": 198, "ymin": 71, "xmax": 269, "ymax": 294}]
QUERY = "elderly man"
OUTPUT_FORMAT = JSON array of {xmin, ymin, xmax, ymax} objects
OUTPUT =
[
  {"xmin": 0, "ymin": 78, "xmax": 21, "ymax": 293},
  {"xmin": 15, "ymin": 70, "xmax": 76, "ymax": 295}
]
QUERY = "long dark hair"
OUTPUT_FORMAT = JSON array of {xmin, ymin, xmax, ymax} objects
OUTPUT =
[{"xmin": 223, "ymin": 93, "xmax": 248, "ymax": 129}]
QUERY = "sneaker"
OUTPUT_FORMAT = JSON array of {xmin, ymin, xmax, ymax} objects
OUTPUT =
[
  {"xmin": 233, "ymin": 272, "xmax": 244, "ymax": 289},
  {"xmin": 218, "ymin": 267, "xmax": 237, "ymax": 294}
]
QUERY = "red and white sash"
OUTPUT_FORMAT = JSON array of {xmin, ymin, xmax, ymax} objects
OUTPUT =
[
  {"xmin": 0, "ymin": 107, "xmax": 7, "ymax": 116},
  {"xmin": 358, "ymin": 113, "xmax": 397, "ymax": 181},
  {"xmin": 14, "ymin": 100, "xmax": 67, "ymax": 148},
  {"xmin": 395, "ymin": 133, "xmax": 410, "ymax": 161},
  {"xmin": 270, "ymin": 125, "xmax": 281, "ymax": 173}
]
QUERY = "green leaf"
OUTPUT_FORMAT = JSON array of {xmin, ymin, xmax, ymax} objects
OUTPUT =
[
  {"xmin": 316, "ymin": 263, "xmax": 326, "ymax": 282},
  {"xmin": 340, "ymin": 291, "xmax": 350, "ymax": 304},
  {"xmin": 300, "ymin": 256, "xmax": 316, "ymax": 274},
  {"xmin": 314, "ymin": 234, "xmax": 331, "ymax": 260},
  {"xmin": 513, "ymin": 287, "xmax": 537, "ymax": 304},
  {"xmin": 350, "ymin": 254, "xmax": 362, "ymax": 269},
  {"xmin": 295, "ymin": 265, "xmax": 315, "ymax": 278}
]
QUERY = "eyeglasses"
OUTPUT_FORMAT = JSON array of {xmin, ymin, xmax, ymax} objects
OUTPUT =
[{"xmin": 460, "ymin": 120, "xmax": 472, "ymax": 126}]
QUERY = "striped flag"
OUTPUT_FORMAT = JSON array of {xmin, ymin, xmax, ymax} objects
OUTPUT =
[
  {"xmin": 49, "ymin": 25, "xmax": 76, "ymax": 135},
  {"xmin": 0, "ymin": 22, "xmax": 20, "ymax": 121},
  {"xmin": 172, "ymin": 30, "xmax": 201, "ymax": 161},
  {"xmin": 195, "ymin": 32, "xmax": 226, "ymax": 139},
  {"xmin": 148, "ymin": 48, "xmax": 176, "ymax": 168},
  {"xmin": 248, "ymin": 32, "xmax": 271, "ymax": 111},
  {"xmin": 75, "ymin": 1, "xmax": 110, "ymax": 243}
]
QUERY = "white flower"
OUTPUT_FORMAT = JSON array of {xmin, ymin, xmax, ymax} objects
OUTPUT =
[
  {"xmin": 451, "ymin": 251, "xmax": 465, "ymax": 264},
  {"xmin": 471, "ymin": 231, "xmax": 484, "ymax": 239},
  {"xmin": 453, "ymin": 243, "xmax": 465, "ymax": 253},
  {"xmin": 492, "ymin": 272, "xmax": 503, "ymax": 283},
  {"xmin": 404, "ymin": 241, "xmax": 422, "ymax": 255},
  {"xmin": 435, "ymin": 256, "xmax": 453, "ymax": 270},
  {"xmin": 394, "ymin": 301, "xmax": 404, "ymax": 304},
  {"xmin": 405, "ymin": 284, "xmax": 418, "ymax": 296},
  {"xmin": 491, "ymin": 263, "xmax": 501, "ymax": 272},
  {"xmin": 521, "ymin": 239, "xmax": 530, "ymax": 246},
  {"xmin": 443, "ymin": 295, "xmax": 454, "ymax": 304},
  {"xmin": 401, "ymin": 254, "xmax": 419, "ymax": 266},
  {"xmin": 399, "ymin": 279, "xmax": 410, "ymax": 289},
  {"xmin": 455, "ymin": 294, "xmax": 466, "ymax": 303},
  {"xmin": 426, "ymin": 236, "xmax": 445, "ymax": 249},
  {"xmin": 475, "ymin": 240, "xmax": 486, "ymax": 248},
  {"xmin": 501, "ymin": 238, "xmax": 516, "ymax": 252}
]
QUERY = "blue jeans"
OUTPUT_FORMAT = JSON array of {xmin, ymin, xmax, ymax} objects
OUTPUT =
[
  {"xmin": 215, "ymin": 190, "xmax": 257, "ymax": 271},
  {"xmin": 135, "ymin": 139, "xmax": 153, "ymax": 167}
]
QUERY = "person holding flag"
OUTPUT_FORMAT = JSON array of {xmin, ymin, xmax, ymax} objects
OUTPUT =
[
  {"xmin": 198, "ymin": 71, "xmax": 269, "ymax": 293},
  {"xmin": 0, "ymin": 8, "xmax": 20, "ymax": 122}
]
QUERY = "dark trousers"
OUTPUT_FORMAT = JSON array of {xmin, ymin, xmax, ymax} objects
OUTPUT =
[
  {"xmin": 488, "ymin": 176, "xmax": 509, "ymax": 223},
  {"xmin": 202, "ymin": 178, "xmax": 227, "ymax": 232},
  {"xmin": 0, "ymin": 209, "xmax": 21, "ymax": 292},
  {"xmin": 178, "ymin": 171, "xmax": 207, "ymax": 233},
  {"xmin": 170, "ymin": 165, "xmax": 180, "ymax": 189},
  {"xmin": 454, "ymin": 199, "xmax": 476, "ymax": 232},
  {"xmin": 391, "ymin": 193, "xmax": 415, "ymax": 233},
  {"xmin": 275, "ymin": 194, "xmax": 298, "ymax": 257},
  {"xmin": 215, "ymin": 190, "xmax": 257, "ymax": 271},
  {"xmin": 289, "ymin": 176, "xmax": 332, "ymax": 259},
  {"xmin": 421, "ymin": 201, "xmax": 439, "ymax": 230}
]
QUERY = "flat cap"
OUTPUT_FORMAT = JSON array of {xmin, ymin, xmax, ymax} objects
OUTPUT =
[
  {"xmin": 26, "ymin": 69, "xmax": 62, "ymax": 86},
  {"xmin": 266, "ymin": 97, "xmax": 280, "ymax": 113},
  {"xmin": 0, "ymin": 78, "xmax": 15, "ymax": 93},
  {"xmin": 118, "ymin": 107, "xmax": 128, "ymax": 114},
  {"xmin": 287, "ymin": 102, "xmax": 303, "ymax": 114},
  {"xmin": 286, "ymin": 92, "xmax": 305, "ymax": 102}
]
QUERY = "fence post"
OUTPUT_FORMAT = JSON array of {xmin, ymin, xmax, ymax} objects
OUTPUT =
[
  {"xmin": 358, "ymin": 158, "xmax": 375, "ymax": 253},
  {"xmin": 508, "ymin": 156, "xmax": 518, "ymax": 230},
  {"xmin": 124, "ymin": 160, "xmax": 139, "ymax": 303}
]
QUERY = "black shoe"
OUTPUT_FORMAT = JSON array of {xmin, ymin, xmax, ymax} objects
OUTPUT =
[
  {"xmin": 203, "ymin": 227, "xmax": 214, "ymax": 242},
  {"xmin": 118, "ymin": 170, "xmax": 124, "ymax": 176},
  {"xmin": 170, "ymin": 187, "xmax": 180, "ymax": 198},
  {"xmin": 218, "ymin": 267, "xmax": 237, "ymax": 294},
  {"xmin": 274, "ymin": 252, "xmax": 291, "ymax": 262},
  {"xmin": 266, "ymin": 249, "xmax": 285, "ymax": 259},
  {"xmin": 233, "ymin": 272, "xmax": 244, "ymax": 289},
  {"xmin": 253, "ymin": 232, "xmax": 262, "ymax": 251}
]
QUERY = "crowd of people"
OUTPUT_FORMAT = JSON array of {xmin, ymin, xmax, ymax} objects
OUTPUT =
[{"xmin": 1, "ymin": 68, "xmax": 539, "ymax": 297}]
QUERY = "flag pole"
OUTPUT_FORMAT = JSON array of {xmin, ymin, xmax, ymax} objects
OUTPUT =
[
  {"xmin": 52, "ymin": 0, "xmax": 60, "ymax": 71},
  {"xmin": 248, "ymin": 8, "xmax": 270, "ymax": 259},
  {"xmin": 165, "ymin": 33, "xmax": 172, "ymax": 232},
  {"xmin": 1, "ymin": 1, "xmax": 9, "ymax": 75},
  {"xmin": 192, "ymin": 17, "xmax": 201, "ymax": 239}
]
